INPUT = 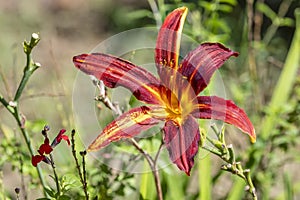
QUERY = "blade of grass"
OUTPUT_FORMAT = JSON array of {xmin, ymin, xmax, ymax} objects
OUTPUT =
[
  {"xmin": 165, "ymin": 172, "xmax": 185, "ymax": 200},
  {"xmin": 198, "ymin": 154, "xmax": 212, "ymax": 200},
  {"xmin": 227, "ymin": 178, "xmax": 245, "ymax": 200},
  {"xmin": 140, "ymin": 169, "xmax": 155, "ymax": 200},
  {"xmin": 284, "ymin": 173, "xmax": 293, "ymax": 200}
]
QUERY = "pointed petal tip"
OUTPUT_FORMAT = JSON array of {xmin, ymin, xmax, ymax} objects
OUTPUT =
[
  {"xmin": 176, "ymin": 6, "xmax": 188, "ymax": 13},
  {"xmin": 185, "ymin": 170, "xmax": 191, "ymax": 176},
  {"xmin": 250, "ymin": 130, "xmax": 256, "ymax": 143},
  {"xmin": 73, "ymin": 54, "xmax": 88, "ymax": 69}
]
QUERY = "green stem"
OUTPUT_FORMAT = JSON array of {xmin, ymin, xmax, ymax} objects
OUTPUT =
[
  {"xmin": 147, "ymin": 0, "xmax": 162, "ymax": 28},
  {"xmin": 203, "ymin": 133, "xmax": 257, "ymax": 199},
  {"xmin": 13, "ymin": 107, "xmax": 48, "ymax": 197},
  {"xmin": 0, "ymin": 94, "xmax": 9, "ymax": 107},
  {"xmin": 14, "ymin": 55, "xmax": 40, "ymax": 102},
  {"xmin": 0, "ymin": 33, "xmax": 47, "ymax": 197}
]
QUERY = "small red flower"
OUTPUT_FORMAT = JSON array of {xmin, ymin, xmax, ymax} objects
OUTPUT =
[
  {"xmin": 38, "ymin": 138, "xmax": 53, "ymax": 155},
  {"xmin": 32, "ymin": 129, "xmax": 69, "ymax": 167},
  {"xmin": 51, "ymin": 129, "xmax": 70, "ymax": 147},
  {"xmin": 32, "ymin": 155, "xmax": 44, "ymax": 167}
]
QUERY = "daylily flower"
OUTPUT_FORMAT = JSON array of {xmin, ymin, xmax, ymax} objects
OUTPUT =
[
  {"xmin": 32, "ymin": 129, "xmax": 70, "ymax": 167},
  {"xmin": 73, "ymin": 7, "xmax": 256, "ymax": 175}
]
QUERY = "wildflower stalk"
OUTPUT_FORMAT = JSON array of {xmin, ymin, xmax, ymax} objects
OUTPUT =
[
  {"xmin": 49, "ymin": 153, "xmax": 60, "ymax": 195},
  {"xmin": 0, "ymin": 33, "xmax": 48, "ymax": 197},
  {"xmin": 202, "ymin": 125, "xmax": 257, "ymax": 200},
  {"xmin": 80, "ymin": 150, "xmax": 89, "ymax": 200},
  {"xmin": 71, "ymin": 130, "xmax": 89, "ymax": 199},
  {"xmin": 15, "ymin": 188, "xmax": 21, "ymax": 200}
]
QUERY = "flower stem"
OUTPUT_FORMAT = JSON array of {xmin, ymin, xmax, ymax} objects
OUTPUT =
[
  {"xmin": 80, "ymin": 150, "xmax": 89, "ymax": 200},
  {"xmin": 0, "ymin": 33, "xmax": 48, "ymax": 197},
  {"xmin": 71, "ymin": 130, "xmax": 89, "ymax": 199},
  {"xmin": 49, "ymin": 153, "xmax": 60, "ymax": 195},
  {"xmin": 14, "ymin": 107, "xmax": 48, "ymax": 197}
]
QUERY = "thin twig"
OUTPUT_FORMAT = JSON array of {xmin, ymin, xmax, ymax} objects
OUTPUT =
[
  {"xmin": 49, "ymin": 153, "xmax": 60, "ymax": 195},
  {"xmin": 0, "ymin": 65, "xmax": 12, "ymax": 99},
  {"xmin": 254, "ymin": 0, "xmax": 264, "ymax": 41},
  {"xmin": 93, "ymin": 79, "xmax": 164, "ymax": 200},
  {"xmin": 147, "ymin": 0, "xmax": 162, "ymax": 28},
  {"xmin": 129, "ymin": 139, "xmax": 163, "ymax": 200}
]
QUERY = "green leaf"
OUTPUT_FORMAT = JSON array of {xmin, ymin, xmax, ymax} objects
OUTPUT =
[
  {"xmin": 125, "ymin": 9, "xmax": 153, "ymax": 21},
  {"xmin": 44, "ymin": 187, "xmax": 56, "ymax": 198},
  {"xmin": 284, "ymin": 173, "xmax": 294, "ymax": 200},
  {"xmin": 218, "ymin": 4, "xmax": 234, "ymax": 13},
  {"xmin": 58, "ymin": 195, "xmax": 72, "ymax": 200},
  {"xmin": 227, "ymin": 178, "xmax": 246, "ymax": 200},
  {"xmin": 219, "ymin": 0, "xmax": 237, "ymax": 6},
  {"xmin": 198, "ymin": 154, "xmax": 212, "ymax": 200}
]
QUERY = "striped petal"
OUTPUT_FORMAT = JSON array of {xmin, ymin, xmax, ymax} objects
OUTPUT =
[
  {"xmin": 192, "ymin": 96, "xmax": 256, "ymax": 143},
  {"xmin": 163, "ymin": 116, "xmax": 200, "ymax": 175},
  {"xmin": 73, "ymin": 53, "xmax": 163, "ymax": 105},
  {"xmin": 155, "ymin": 7, "xmax": 188, "ymax": 82},
  {"xmin": 178, "ymin": 43, "xmax": 239, "ymax": 95},
  {"xmin": 88, "ymin": 106, "xmax": 165, "ymax": 151}
]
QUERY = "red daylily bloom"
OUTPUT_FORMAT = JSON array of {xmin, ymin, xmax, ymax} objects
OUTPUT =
[
  {"xmin": 32, "ymin": 129, "xmax": 69, "ymax": 167},
  {"xmin": 73, "ymin": 7, "xmax": 256, "ymax": 175}
]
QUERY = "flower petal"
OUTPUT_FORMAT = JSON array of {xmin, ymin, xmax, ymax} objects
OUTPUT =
[
  {"xmin": 73, "ymin": 53, "xmax": 163, "ymax": 105},
  {"xmin": 51, "ymin": 129, "xmax": 70, "ymax": 147},
  {"xmin": 192, "ymin": 96, "xmax": 256, "ymax": 142},
  {"xmin": 60, "ymin": 135, "xmax": 70, "ymax": 145},
  {"xmin": 32, "ymin": 155, "xmax": 44, "ymax": 167},
  {"xmin": 155, "ymin": 7, "xmax": 188, "ymax": 79},
  {"xmin": 163, "ymin": 116, "xmax": 200, "ymax": 176},
  {"xmin": 88, "ymin": 106, "xmax": 165, "ymax": 151},
  {"xmin": 38, "ymin": 143, "xmax": 53, "ymax": 155},
  {"xmin": 179, "ymin": 43, "xmax": 239, "ymax": 95}
]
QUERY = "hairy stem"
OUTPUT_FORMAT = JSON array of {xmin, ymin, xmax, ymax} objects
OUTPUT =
[{"xmin": 71, "ymin": 130, "xmax": 89, "ymax": 199}]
